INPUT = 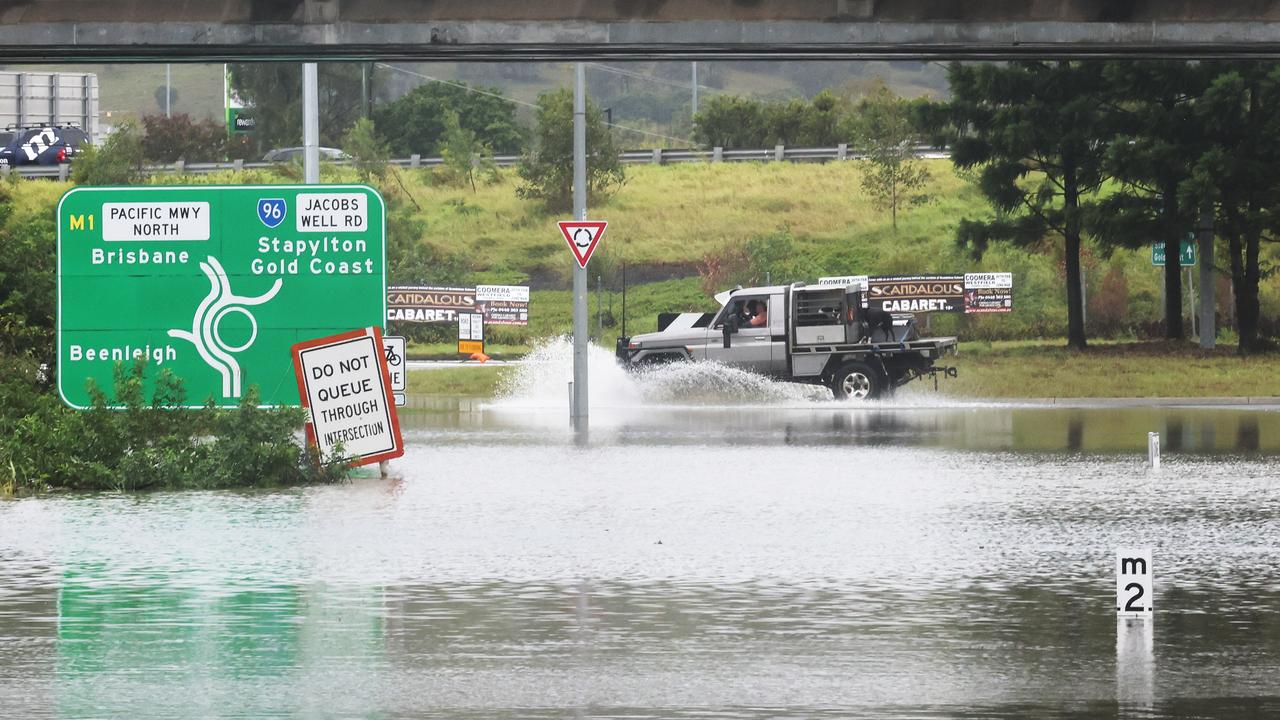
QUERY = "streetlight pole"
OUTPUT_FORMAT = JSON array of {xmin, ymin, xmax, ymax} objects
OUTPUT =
[
  {"xmin": 303, "ymin": 63, "xmax": 319, "ymax": 184},
  {"xmin": 572, "ymin": 63, "xmax": 589, "ymax": 431}
]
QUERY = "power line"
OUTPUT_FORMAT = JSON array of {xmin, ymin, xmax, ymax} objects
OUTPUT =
[
  {"xmin": 376, "ymin": 63, "xmax": 694, "ymax": 145},
  {"xmin": 584, "ymin": 62, "xmax": 715, "ymax": 94}
]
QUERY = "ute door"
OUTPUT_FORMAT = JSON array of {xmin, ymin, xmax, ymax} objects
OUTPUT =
[{"xmin": 704, "ymin": 295, "xmax": 773, "ymax": 374}]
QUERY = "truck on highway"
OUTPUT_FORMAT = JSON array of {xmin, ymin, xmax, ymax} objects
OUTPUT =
[{"xmin": 615, "ymin": 281, "xmax": 958, "ymax": 400}]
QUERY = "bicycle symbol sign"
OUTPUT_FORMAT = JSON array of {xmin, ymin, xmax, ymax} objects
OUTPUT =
[{"xmin": 382, "ymin": 335, "xmax": 406, "ymax": 392}]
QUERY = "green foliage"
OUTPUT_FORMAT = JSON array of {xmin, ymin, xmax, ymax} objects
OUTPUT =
[
  {"xmin": 228, "ymin": 63, "xmax": 369, "ymax": 151},
  {"xmin": 140, "ymin": 113, "xmax": 230, "ymax": 163},
  {"xmin": 697, "ymin": 229, "xmax": 815, "ymax": 294},
  {"xmin": 438, "ymin": 110, "xmax": 498, "ymax": 192},
  {"xmin": 372, "ymin": 81, "xmax": 524, "ymax": 156},
  {"xmin": 517, "ymin": 88, "xmax": 624, "ymax": 212},
  {"xmin": 0, "ymin": 186, "xmax": 55, "ymax": 358},
  {"xmin": 0, "ymin": 175, "xmax": 349, "ymax": 495},
  {"xmin": 71, "ymin": 123, "xmax": 145, "ymax": 185},
  {"xmin": 849, "ymin": 84, "xmax": 933, "ymax": 232},
  {"xmin": 693, "ymin": 91, "xmax": 848, "ymax": 149},
  {"xmin": 942, "ymin": 61, "xmax": 1111, "ymax": 349},
  {"xmin": 0, "ymin": 359, "xmax": 348, "ymax": 494},
  {"xmin": 343, "ymin": 117, "xmax": 391, "ymax": 182}
]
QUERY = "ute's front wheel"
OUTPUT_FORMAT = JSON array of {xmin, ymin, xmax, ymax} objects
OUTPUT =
[{"xmin": 829, "ymin": 361, "xmax": 883, "ymax": 401}]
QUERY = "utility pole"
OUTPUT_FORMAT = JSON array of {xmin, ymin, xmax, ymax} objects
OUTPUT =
[
  {"xmin": 361, "ymin": 63, "xmax": 371, "ymax": 119},
  {"xmin": 572, "ymin": 63, "xmax": 589, "ymax": 431},
  {"xmin": 303, "ymin": 63, "xmax": 319, "ymax": 184},
  {"xmin": 165, "ymin": 64, "xmax": 171, "ymax": 118},
  {"xmin": 691, "ymin": 61, "xmax": 699, "ymax": 119}
]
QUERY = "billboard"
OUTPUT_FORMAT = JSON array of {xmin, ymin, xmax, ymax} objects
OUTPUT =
[{"xmin": 387, "ymin": 284, "xmax": 529, "ymax": 326}]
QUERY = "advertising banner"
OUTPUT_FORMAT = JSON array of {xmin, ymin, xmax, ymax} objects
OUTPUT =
[
  {"xmin": 386, "ymin": 286, "xmax": 475, "ymax": 323},
  {"xmin": 387, "ymin": 284, "xmax": 529, "ymax": 326},
  {"xmin": 963, "ymin": 272, "xmax": 1014, "ymax": 314},
  {"xmin": 868, "ymin": 275, "xmax": 965, "ymax": 313}
]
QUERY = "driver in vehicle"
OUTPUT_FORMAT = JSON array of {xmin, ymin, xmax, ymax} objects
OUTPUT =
[{"xmin": 747, "ymin": 300, "xmax": 768, "ymax": 327}]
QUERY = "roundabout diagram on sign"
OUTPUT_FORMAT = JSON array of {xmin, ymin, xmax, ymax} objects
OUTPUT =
[{"xmin": 168, "ymin": 256, "xmax": 282, "ymax": 398}]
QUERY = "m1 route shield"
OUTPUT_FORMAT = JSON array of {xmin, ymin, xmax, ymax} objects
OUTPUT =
[{"xmin": 57, "ymin": 184, "xmax": 385, "ymax": 408}]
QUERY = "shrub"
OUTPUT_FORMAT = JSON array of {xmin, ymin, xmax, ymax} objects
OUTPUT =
[
  {"xmin": 72, "ymin": 123, "xmax": 145, "ymax": 185},
  {"xmin": 141, "ymin": 113, "xmax": 229, "ymax": 163}
]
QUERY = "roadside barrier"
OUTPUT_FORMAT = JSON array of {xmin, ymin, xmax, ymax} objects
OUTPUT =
[{"xmin": 6, "ymin": 144, "xmax": 950, "ymax": 179}]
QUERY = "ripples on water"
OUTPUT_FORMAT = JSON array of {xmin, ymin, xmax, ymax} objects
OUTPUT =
[{"xmin": 2, "ymin": 344, "xmax": 1280, "ymax": 718}]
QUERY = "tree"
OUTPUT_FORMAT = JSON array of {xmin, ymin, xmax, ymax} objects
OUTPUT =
[
  {"xmin": 517, "ymin": 88, "xmax": 624, "ymax": 212},
  {"xmin": 1184, "ymin": 62, "xmax": 1280, "ymax": 354},
  {"xmin": 141, "ymin": 114, "xmax": 228, "ymax": 163},
  {"xmin": 342, "ymin": 118, "xmax": 390, "ymax": 183},
  {"xmin": 692, "ymin": 95, "xmax": 768, "ymax": 148},
  {"xmin": 850, "ymin": 84, "xmax": 931, "ymax": 233},
  {"xmin": 692, "ymin": 91, "xmax": 848, "ymax": 149},
  {"xmin": 940, "ymin": 61, "xmax": 1110, "ymax": 350},
  {"xmin": 228, "ymin": 63, "xmax": 368, "ymax": 152},
  {"xmin": 439, "ymin": 110, "xmax": 497, "ymax": 193},
  {"xmin": 371, "ymin": 81, "xmax": 524, "ymax": 157},
  {"xmin": 1092, "ymin": 61, "xmax": 1211, "ymax": 342}
]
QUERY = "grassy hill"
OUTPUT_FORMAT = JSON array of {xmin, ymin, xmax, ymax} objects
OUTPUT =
[{"xmin": 12, "ymin": 155, "xmax": 1278, "ymax": 347}]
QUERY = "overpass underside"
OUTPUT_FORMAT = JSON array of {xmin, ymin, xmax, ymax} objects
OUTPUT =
[{"xmin": 3, "ymin": 1, "xmax": 1280, "ymax": 61}]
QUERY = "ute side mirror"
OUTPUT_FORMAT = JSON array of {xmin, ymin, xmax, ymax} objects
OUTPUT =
[{"xmin": 722, "ymin": 315, "xmax": 739, "ymax": 348}]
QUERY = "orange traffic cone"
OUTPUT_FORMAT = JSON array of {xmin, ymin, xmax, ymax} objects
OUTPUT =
[{"xmin": 469, "ymin": 352, "xmax": 491, "ymax": 363}]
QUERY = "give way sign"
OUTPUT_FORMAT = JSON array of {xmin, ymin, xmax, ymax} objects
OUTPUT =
[{"xmin": 558, "ymin": 220, "xmax": 607, "ymax": 268}]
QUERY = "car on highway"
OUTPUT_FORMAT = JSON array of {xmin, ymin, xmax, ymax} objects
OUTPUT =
[
  {"xmin": 0, "ymin": 125, "xmax": 90, "ymax": 167},
  {"xmin": 262, "ymin": 146, "xmax": 349, "ymax": 163}
]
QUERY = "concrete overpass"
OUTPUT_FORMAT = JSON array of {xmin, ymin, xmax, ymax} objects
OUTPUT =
[{"xmin": 4, "ymin": 1, "xmax": 1280, "ymax": 61}]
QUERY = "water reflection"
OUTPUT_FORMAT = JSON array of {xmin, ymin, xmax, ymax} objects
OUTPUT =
[
  {"xmin": 0, "ymin": 402, "xmax": 1279, "ymax": 718},
  {"xmin": 400, "ymin": 396, "xmax": 1280, "ymax": 455}
]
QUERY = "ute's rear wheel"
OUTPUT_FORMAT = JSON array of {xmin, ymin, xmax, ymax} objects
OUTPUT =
[{"xmin": 829, "ymin": 361, "xmax": 884, "ymax": 401}]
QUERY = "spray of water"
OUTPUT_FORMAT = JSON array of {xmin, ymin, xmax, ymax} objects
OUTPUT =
[{"xmin": 492, "ymin": 337, "xmax": 828, "ymax": 411}]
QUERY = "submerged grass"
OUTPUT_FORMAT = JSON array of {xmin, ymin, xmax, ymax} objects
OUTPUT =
[{"xmin": 405, "ymin": 340, "xmax": 1280, "ymax": 400}]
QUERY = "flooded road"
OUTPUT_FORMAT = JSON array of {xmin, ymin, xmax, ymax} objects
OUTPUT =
[{"xmin": 2, "ymin": 352, "xmax": 1280, "ymax": 718}]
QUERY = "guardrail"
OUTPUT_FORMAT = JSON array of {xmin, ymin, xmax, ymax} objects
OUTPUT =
[{"xmin": 3, "ymin": 144, "xmax": 949, "ymax": 179}]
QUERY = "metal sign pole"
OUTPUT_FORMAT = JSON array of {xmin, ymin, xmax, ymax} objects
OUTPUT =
[
  {"xmin": 1198, "ymin": 211, "xmax": 1215, "ymax": 349},
  {"xmin": 303, "ymin": 62, "xmax": 320, "ymax": 185},
  {"xmin": 572, "ymin": 63, "xmax": 589, "ymax": 431}
]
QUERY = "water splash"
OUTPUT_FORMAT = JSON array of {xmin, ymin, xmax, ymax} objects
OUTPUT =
[{"xmin": 491, "ymin": 337, "xmax": 827, "ymax": 410}]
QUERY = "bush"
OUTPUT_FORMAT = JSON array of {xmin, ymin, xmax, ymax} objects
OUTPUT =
[
  {"xmin": 0, "ymin": 360, "xmax": 348, "ymax": 494},
  {"xmin": 72, "ymin": 123, "xmax": 145, "ymax": 185},
  {"xmin": 697, "ymin": 229, "xmax": 814, "ymax": 294},
  {"xmin": 372, "ymin": 81, "xmax": 525, "ymax": 156},
  {"xmin": 141, "ymin": 113, "xmax": 229, "ymax": 163}
]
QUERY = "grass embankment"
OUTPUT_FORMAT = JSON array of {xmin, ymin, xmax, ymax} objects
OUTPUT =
[
  {"xmin": 942, "ymin": 341, "xmax": 1280, "ymax": 399},
  {"xmin": 405, "ymin": 340, "xmax": 1280, "ymax": 400}
]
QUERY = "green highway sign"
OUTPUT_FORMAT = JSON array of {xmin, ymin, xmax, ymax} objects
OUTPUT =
[
  {"xmin": 57, "ymin": 184, "xmax": 385, "ymax": 409},
  {"xmin": 1152, "ymin": 237, "xmax": 1196, "ymax": 267}
]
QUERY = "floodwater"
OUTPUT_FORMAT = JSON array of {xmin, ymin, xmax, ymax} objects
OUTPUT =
[{"xmin": 3, "ymin": 342, "xmax": 1280, "ymax": 718}]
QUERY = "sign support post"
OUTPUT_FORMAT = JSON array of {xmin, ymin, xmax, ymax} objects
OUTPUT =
[
  {"xmin": 303, "ymin": 62, "xmax": 319, "ymax": 185},
  {"xmin": 572, "ymin": 62, "xmax": 588, "ymax": 432},
  {"xmin": 1198, "ymin": 211, "xmax": 1215, "ymax": 349}
]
